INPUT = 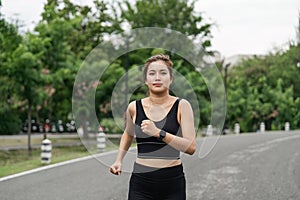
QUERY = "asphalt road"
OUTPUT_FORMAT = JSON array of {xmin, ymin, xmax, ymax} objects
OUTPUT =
[{"xmin": 1, "ymin": 131, "xmax": 300, "ymax": 200}]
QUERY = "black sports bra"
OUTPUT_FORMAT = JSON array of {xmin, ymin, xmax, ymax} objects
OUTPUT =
[{"xmin": 134, "ymin": 98, "xmax": 182, "ymax": 159}]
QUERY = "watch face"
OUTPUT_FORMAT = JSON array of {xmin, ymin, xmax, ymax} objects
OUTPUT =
[{"xmin": 159, "ymin": 130, "xmax": 166, "ymax": 140}]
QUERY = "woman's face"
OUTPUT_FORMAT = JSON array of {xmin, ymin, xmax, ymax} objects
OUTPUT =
[{"xmin": 145, "ymin": 60, "xmax": 173, "ymax": 93}]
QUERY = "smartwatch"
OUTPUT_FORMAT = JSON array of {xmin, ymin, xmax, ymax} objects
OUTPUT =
[{"xmin": 158, "ymin": 130, "xmax": 166, "ymax": 141}]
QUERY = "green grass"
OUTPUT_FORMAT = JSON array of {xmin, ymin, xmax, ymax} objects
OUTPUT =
[{"xmin": 0, "ymin": 146, "xmax": 90, "ymax": 178}]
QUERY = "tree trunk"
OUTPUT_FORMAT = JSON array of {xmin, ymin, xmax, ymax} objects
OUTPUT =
[{"xmin": 27, "ymin": 103, "xmax": 32, "ymax": 156}]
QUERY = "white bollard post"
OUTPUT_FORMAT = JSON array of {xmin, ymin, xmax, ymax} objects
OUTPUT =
[
  {"xmin": 206, "ymin": 125, "xmax": 213, "ymax": 136},
  {"xmin": 285, "ymin": 122, "xmax": 290, "ymax": 132},
  {"xmin": 260, "ymin": 122, "xmax": 265, "ymax": 133},
  {"xmin": 97, "ymin": 129, "xmax": 106, "ymax": 152},
  {"xmin": 234, "ymin": 123, "xmax": 240, "ymax": 135},
  {"xmin": 41, "ymin": 139, "xmax": 52, "ymax": 164}
]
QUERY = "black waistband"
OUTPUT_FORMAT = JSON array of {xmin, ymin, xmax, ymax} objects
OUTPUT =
[{"xmin": 132, "ymin": 162, "xmax": 184, "ymax": 180}]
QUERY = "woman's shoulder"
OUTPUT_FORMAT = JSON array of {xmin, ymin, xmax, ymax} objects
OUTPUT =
[
  {"xmin": 177, "ymin": 98, "xmax": 192, "ymax": 109},
  {"xmin": 126, "ymin": 101, "xmax": 135, "ymax": 118},
  {"xmin": 127, "ymin": 98, "xmax": 144, "ymax": 113},
  {"xmin": 177, "ymin": 97, "xmax": 190, "ymax": 104},
  {"xmin": 128, "ymin": 100, "xmax": 136, "ymax": 109},
  {"xmin": 128, "ymin": 98, "xmax": 144, "ymax": 107}
]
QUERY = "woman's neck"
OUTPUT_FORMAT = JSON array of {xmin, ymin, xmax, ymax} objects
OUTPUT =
[{"xmin": 148, "ymin": 93, "xmax": 170, "ymax": 105}]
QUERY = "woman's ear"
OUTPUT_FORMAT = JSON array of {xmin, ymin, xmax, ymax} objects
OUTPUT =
[{"xmin": 170, "ymin": 76, "xmax": 173, "ymax": 84}]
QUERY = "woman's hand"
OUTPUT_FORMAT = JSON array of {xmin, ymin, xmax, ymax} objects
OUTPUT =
[
  {"xmin": 109, "ymin": 161, "xmax": 122, "ymax": 175},
  {"xmin": 141, "ymin": 120, "xmax": 160, "ymax": 137}
]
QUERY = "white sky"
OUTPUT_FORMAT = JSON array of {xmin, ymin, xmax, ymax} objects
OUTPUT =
[{"xmin": 1, "ymin": 0, "xmax": 300, "ymax": 57}]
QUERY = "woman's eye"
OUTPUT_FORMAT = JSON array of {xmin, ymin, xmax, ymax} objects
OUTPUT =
[{"xmin": 148, "ymin": 73, "xmax": 155, "ymax": 76}]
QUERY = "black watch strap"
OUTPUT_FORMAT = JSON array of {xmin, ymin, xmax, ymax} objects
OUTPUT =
[{"xmin": 158, "ymin": 130, "xmax": 166, "ymax": 141}]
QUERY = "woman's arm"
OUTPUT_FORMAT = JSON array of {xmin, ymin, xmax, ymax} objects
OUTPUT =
[
  {"xmin": 141, "ymin": 99, "xmax": 196, "ymax": 155},
  {"xmin": 163, "ymin": 99, "xmax": 196, "ymax": 155},
  {"xmin": 109, "ymin": 102, "xmax": 135, "ymax": 175}
]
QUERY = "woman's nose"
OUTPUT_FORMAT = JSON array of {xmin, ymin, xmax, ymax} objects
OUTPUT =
[{"xmin": 155, "ymin": 73, "xmax": 160, "ymax": 80}]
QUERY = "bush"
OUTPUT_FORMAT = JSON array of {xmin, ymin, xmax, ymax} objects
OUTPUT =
[
  {"xmin": 100, "ymin": 118, "xmax": 123, "ymax": 134},
  {"xmin": 0, "ymin": 111, "xmax": 22, "ymax": 135}
]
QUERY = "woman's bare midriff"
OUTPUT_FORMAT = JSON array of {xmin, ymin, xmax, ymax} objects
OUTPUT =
[{"xmin": 136, "ymin": 157, "xmax": 182, "ymax": 168}]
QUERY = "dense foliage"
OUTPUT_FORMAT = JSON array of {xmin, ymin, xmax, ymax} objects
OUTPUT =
[
  {"xmin": 226, "ymin": 44, "xmax": 300, "ymax": 132},
  {"xmin": 0, "ymin": 0, "xmax": 299, "ymax": 137}
]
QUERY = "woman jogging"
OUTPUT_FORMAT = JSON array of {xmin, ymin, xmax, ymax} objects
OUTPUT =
[{"xmin": 109, "ymin": 54, "xmax": 196, "ymax": 200}]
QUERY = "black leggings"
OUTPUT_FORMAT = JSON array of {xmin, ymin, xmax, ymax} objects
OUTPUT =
[{"xmin": 128, "ymin": 162, "xmax": 186, "ymax": 200}]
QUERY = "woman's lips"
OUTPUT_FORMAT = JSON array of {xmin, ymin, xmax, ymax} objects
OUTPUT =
[{"xmin": 153, "ymin": 83, "xmax": 162, "ymax": 87}]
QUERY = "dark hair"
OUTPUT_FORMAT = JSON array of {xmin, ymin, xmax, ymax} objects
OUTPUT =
[{"xmin": 143, "ymin": 54, "xmax": 173, "ymax": 81}]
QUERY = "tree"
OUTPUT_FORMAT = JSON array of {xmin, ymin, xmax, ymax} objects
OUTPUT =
[
  {"xmin": 227, "ymin": 47, "xmax": 300, "ymax": 132},
  {"xmin": 34, "ymin": 0, "xmax": 122, "ymax": 125},
  {"xmin": 119, "ymin": 0, "xmax": 212, "ymax": 51},
  {"xmin": 10, "ymin": 35, "xmax": 47, "ymax": 154},
  {"xmin": 297, "ymin": 11, "xmax": 300, "ymax": 44},
  {"xmin": 34, "ymin": 16, "xmax": 77, "ymax": 123},
  {"xmin": 0, "ymin": 9, "xmax": 23, "ymax": 134},
  {"xmin": 40, "ymin": 0, "xmax": 121, "ymax": 59}
]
